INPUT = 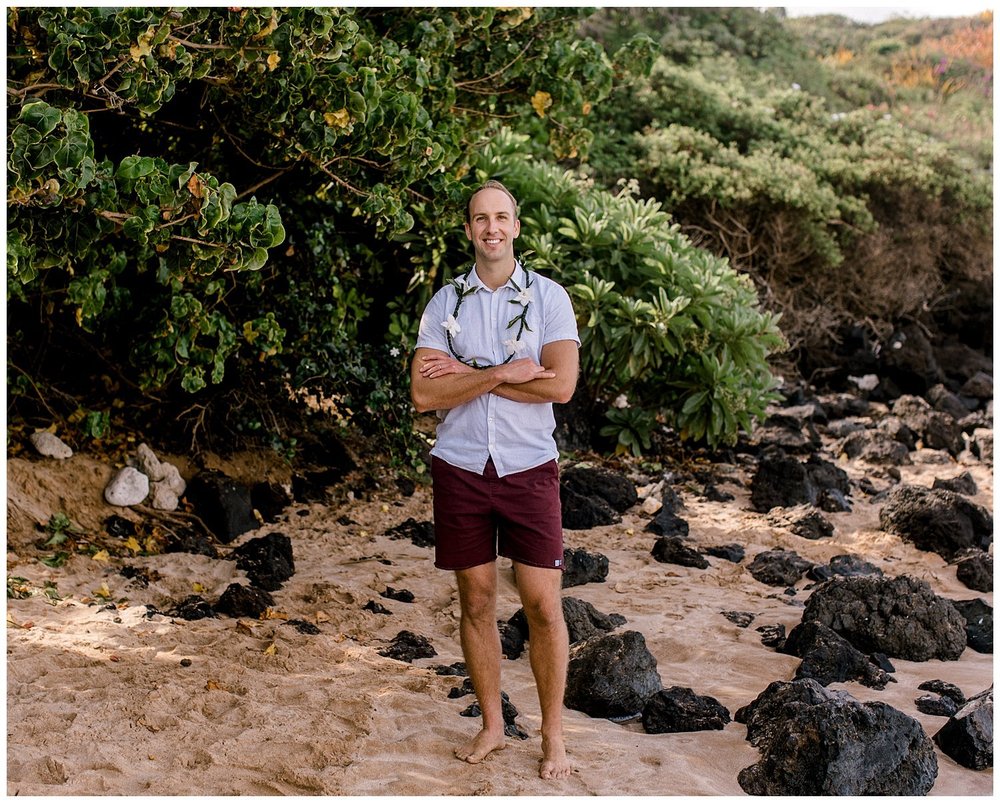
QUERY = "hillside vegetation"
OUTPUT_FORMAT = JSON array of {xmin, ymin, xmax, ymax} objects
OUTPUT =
[{"xmin": 6, "ymin": 7, "xmax": 992, "ymax": 466}]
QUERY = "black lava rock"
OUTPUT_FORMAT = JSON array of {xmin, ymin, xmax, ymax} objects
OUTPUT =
[
  {"xmin": 651, "ymin": 536, "xmax": 709, "ymax": 569},
  {"xmin": 705, "ymin": 543, "xmax": 745, "ymax": 563},
  {"xmin": 508, "ymin": 597, "xmax": 626, "ymax": 646},
  {"xmin": 645, "ymin": 508, "xmax": 690, "ymax": 538},
  {"xmin": 230, "ymin": 532, "xmax": 294, "ymax": 591},
  {"xmin": 641, "ymin": 686, "xmax": 731, "ymax": 734},
  {"xmin": 363, "ymin": 600, "xmax": 391, "ymax": 615},
  {"xmin": 878, "ymin": 484, "xmax": 992, "ymax": 561},
  {"xmin": 165, "ymin": 594, "xmax": 218, "ymax": 621},
  {"xmin": 380, "ymin": 587, "xmax": 415, "ymax": 603},
  {"xmin": 722, "ymin": 611, "xmax": 755, "ymax": 628},
  {"xmin": 915, "ymin": 694, "xmax": 959, "ymax": 717},
  {"xmin": 215, "ymin": 583, "xmax": 274, "ymax": 619},
  {"xmin": 950, "ymin": 598, "xmax": 992, "ymax": 654},
  {"xmin": 932, "ymin": 471, "xmax": 979, "ymax": 496},
  {"xmin": 933, "ymin": 688, "xmax": 993, "ymax": 770},
  {"xmin": 561, "ymin": 547, "xmax": 609, "ymax": 588},
  {"xmin": 378, "ymin": 630, "xmax": 437, "ymax": 663},
  {"xmin": 183, "ymin": 469, "xmax": 260, "ymax": 544},
  {"xmin": 955, "ymin": 550, "xmax": 993, "ymax": 592},
  {"xmin": 498, "ymin": 619, "xmax": 525, "ymax": 659},
  {"xmin": 748, "ymin": 549, "xmax": 813, "ymax": 587},
  {"xmin": 757, "ymin": 623, "xmax": 786, "ymax": 650},
  {"xmin": 384, "ymin": 517, "xmax": 435, "ymax": 548},
  {"xmin": 767, "ymin": 506, "xmax": 835, "ymax": 540},
  {"xmin": 750, "ymin": 451, "xmax": 815, "ymax": 512},
  {"xmin": 561, "ymin": 486, "xmax": 619, "ymax": 529},
  {"xmin": 782, "ymin": 620, "xmax": 894, "ymax": 690},
  {"xmin": 564, "ymin": 631, "xmax": 662, "ymax": 720},
  {"xmin": 561, "ymin": 465, "xmax": 637, "ymax": 513},
  {"xmin": 807, "ymin": 553, "xmax": 883, "ymax": 583},
  {"xmin": 736, "ymin": 679, "xmax": 938, "ymax": 795},
  {"xmin": 801, "ymin": 575, "xmax": 967, "ymax": 661}
]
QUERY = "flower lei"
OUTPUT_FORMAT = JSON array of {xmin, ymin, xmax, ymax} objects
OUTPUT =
[{"xmin": 442, "ymin": 263, "xmax": 533, "ymax": 369}]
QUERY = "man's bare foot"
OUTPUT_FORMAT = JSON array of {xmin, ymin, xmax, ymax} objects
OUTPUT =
[
  {"xmin": 539, "ymin": 734, "xmax": 571, "ymax": 779},
  {"xmin": 455, "ymin": 728, "xmax": 506, "ymax": 764}
]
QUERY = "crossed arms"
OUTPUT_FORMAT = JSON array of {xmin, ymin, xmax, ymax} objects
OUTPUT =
[{"xmin": 409, "ymin": 340, "xmax": 579, "ymax": 414}]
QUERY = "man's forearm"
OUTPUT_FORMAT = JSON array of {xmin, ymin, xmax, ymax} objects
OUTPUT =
[
  {"xmin": 493, "ymin": 377, "xmax": 574, "ymax": 405},
  {"xmin": 412, "ymin": 367, "xmax": 505, "ymax": 413}
]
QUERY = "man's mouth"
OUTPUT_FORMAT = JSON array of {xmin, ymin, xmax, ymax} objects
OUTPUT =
[{"xmin": 484, "ymin": 238, "xmax": 502, "ymax": 245}]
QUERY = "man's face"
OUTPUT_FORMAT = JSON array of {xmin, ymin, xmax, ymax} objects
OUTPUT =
[{"xmin": 464, "ymin": 188, "xmax": 520, "ymax": 267}]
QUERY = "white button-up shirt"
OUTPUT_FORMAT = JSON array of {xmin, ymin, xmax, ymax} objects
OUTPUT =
[{"xmin": 415, "ymin": 262, "xmax": 580, "ymax": 477}]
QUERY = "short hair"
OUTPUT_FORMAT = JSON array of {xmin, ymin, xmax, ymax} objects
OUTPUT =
[{"xmin": 465, "ymin": 179, "xmax": 519, "ymax": 224}]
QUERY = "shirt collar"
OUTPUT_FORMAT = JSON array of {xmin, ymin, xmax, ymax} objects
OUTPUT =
[{"xmin": 464, "ymin": 260, "xmax": 525, "ymax": 293}]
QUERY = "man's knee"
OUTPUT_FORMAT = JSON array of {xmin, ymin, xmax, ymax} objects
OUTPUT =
[{"xmin": 520, "ymin": 594, "xmax": 565, "ymax": 632}]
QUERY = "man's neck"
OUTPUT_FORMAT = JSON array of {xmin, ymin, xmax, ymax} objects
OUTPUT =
[{"xmin": 473, "ymin": 258, "xmax": 516, "ymax": 291}]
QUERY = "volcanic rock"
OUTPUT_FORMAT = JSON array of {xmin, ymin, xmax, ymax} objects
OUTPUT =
[
  {"xmin": 704, "ymin": 543, "xmax": 745, "ymax": 563},
  {"xmin": 807, "ymin": 553, "xmax": 883, "ymax": 583},
  {"xmin": 641, "ymin": 686, "xmax": 731, "ymax": 734},
  {"xmin": 561, "ymin": 465, "xmax": 637, "ymax": 513},
  {"xmin": 378, "ymin": 630, "xmax": 437, "ymax": 663},
  {"xmin": 651, "ymin": 536, "xmax": 709, "ymax": 569},
  {"xmin": 564, "ymin": 631, "xmax": 662, "ymax": 719},
  {"xmin": 384, "ymin": 517, "xmax": 435, "ymax": 548},
  {"xmin": 782, "ymin": 620, "xmax": 894, "ymax": 689},
  {"xmin": 215, "ymin": 583, "xmax": 274, "ymax": 619},
  {"xmin": 954, "ymin": 550, "xmax": 993, "ymax": 592},
  {"xmin": 748, "ymin": 549, "xmax": 813, "ymax": 587},
  {"xmin": 878, "ymin": 484, "xmax": 992, "ymax": 560},
  {"xmin": 950, "ymin": 598, "xmax": 993, "ymax": 654},
  {"xmin": 767, "ymin": 505, "xmax": 834, "ymax": 540},
  {"xmin": 736, "ymin": 679, "xmax": 938, "ymax": 795},
  {"xmin": 933, "ymin": 687, "xmax": 993, "ymax": 770},
  {"xmin": 932, "ymin": 471, "xmax": 978, "ymax": 496},
  {"xmin": 230, "ymin": 532, "xmax": 294, "ymax": 591},
  {"xmin": 801, "ymin": 575, "xmax": 967, "ymax": 661},
  {"xmin": 561, "ymin": 547, "xmax": 609, "ymax": 588},
  {"xmin": 184, "ymin": 469, "xmax": 259, "ymax": 543}
]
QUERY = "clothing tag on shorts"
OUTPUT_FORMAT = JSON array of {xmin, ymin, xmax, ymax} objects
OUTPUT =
[{"xmin": 554, "ymin": 559, "xmax": 562, "ymax": 567}]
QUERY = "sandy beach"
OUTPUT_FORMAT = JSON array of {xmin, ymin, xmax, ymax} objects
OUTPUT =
[{"xmin": 5, "ymin": 437, "xmax": 993, "ymax": 796}]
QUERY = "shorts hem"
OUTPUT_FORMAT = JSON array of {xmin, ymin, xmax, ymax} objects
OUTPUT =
[
  {"xmin": 434, "ymin": 557, "xmax": 496, "ymax": 572},
  {"xmin": 500, "ymin": 552, "xmax": 565, "ymax": 571}
]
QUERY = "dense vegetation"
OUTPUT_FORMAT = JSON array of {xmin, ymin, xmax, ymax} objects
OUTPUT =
[{"xmin": 7, "ymin": 7, "xmax": 992, "ymax": 467}]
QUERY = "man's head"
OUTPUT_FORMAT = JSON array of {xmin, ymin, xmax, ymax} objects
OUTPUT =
[
  {"xmin": 464, "ymin": 180, "xmax": 521, "ymax": 269},
  {"xmin": 464, "ymin": 179, "xmax": 519, "ymax": 225}
]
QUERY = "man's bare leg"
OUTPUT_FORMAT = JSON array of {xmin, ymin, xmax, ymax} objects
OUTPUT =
[
  {"xmin": 454, "ymin": 563, "xmax": 507, "ymax": 763},
  {"xmin": 513, "ymin": 562, "xmax": 572, "ymax": 780}
]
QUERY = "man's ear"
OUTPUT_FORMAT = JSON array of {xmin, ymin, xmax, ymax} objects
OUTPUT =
[
  {"xmin": 464, "ymin": 222, "xmax": 473, "ymax": 241},
  {"xmin": 513, "ymin": 218, "xmax": 521, "ymax": 238}
]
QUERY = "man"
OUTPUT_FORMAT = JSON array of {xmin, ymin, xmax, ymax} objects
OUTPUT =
[{"xmin": 410, "ymin": 180, "xmax": 580, "ymax": 780}]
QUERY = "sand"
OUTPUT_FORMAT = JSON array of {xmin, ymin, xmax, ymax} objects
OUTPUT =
[{"xmin": 4, "ymin": 439, "xmax": 994, "ymax": 796}]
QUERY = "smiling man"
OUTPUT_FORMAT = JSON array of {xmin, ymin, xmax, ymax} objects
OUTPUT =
[{"xmin": 410, "ymin": 180, "xmax": 580, "ymax": 780}]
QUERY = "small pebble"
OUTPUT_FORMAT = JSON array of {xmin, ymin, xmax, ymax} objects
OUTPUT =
[{"xmin": 180, "ymin": 658, "xmax": 193, "ymax": 667}]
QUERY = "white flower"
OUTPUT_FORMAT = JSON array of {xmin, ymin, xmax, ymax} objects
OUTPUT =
[
  {"xmin": 503, "ymin": 337, "xmax": 528, "ymax": 356},
  {"xmin": 441, "ymin": 314, "xmax": 461, "ymax": 336},
  {"xmin": 513, "ymin": 286, "xmax": 534, "ymax": 306},
  {"xmin": 791, "ymin": 82, "xmax": 801, "ymax": 91},
  {"xmin": 390, "ymin": 347, "xmax": 401, "ymax": 358},
  {"xmin": 613, "ymin": 393, "xmax": 629, "ymax": 409}
]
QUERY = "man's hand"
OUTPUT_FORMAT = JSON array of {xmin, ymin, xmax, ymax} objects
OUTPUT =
[
  {"xmin": 495, "ymin": 357, "xmax": 556, "ymax": 385},
  {"xmin": 418, "ymin": 353, "xmax": 475, "ymax": 379}
]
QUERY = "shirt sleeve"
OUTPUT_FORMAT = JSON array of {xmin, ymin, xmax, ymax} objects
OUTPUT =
[
  {"xmin": 541, "ymin": 280, "xmax": 581, "ymax": 347},
  {"xmin": 415, "ymin": 286, "xmax": 453, "ymax": 352}
]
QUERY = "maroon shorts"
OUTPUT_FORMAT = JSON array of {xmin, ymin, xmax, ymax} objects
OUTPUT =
[{"xmin": 431, "ymin": 456, "xmax": 564, "ymax": 571}]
